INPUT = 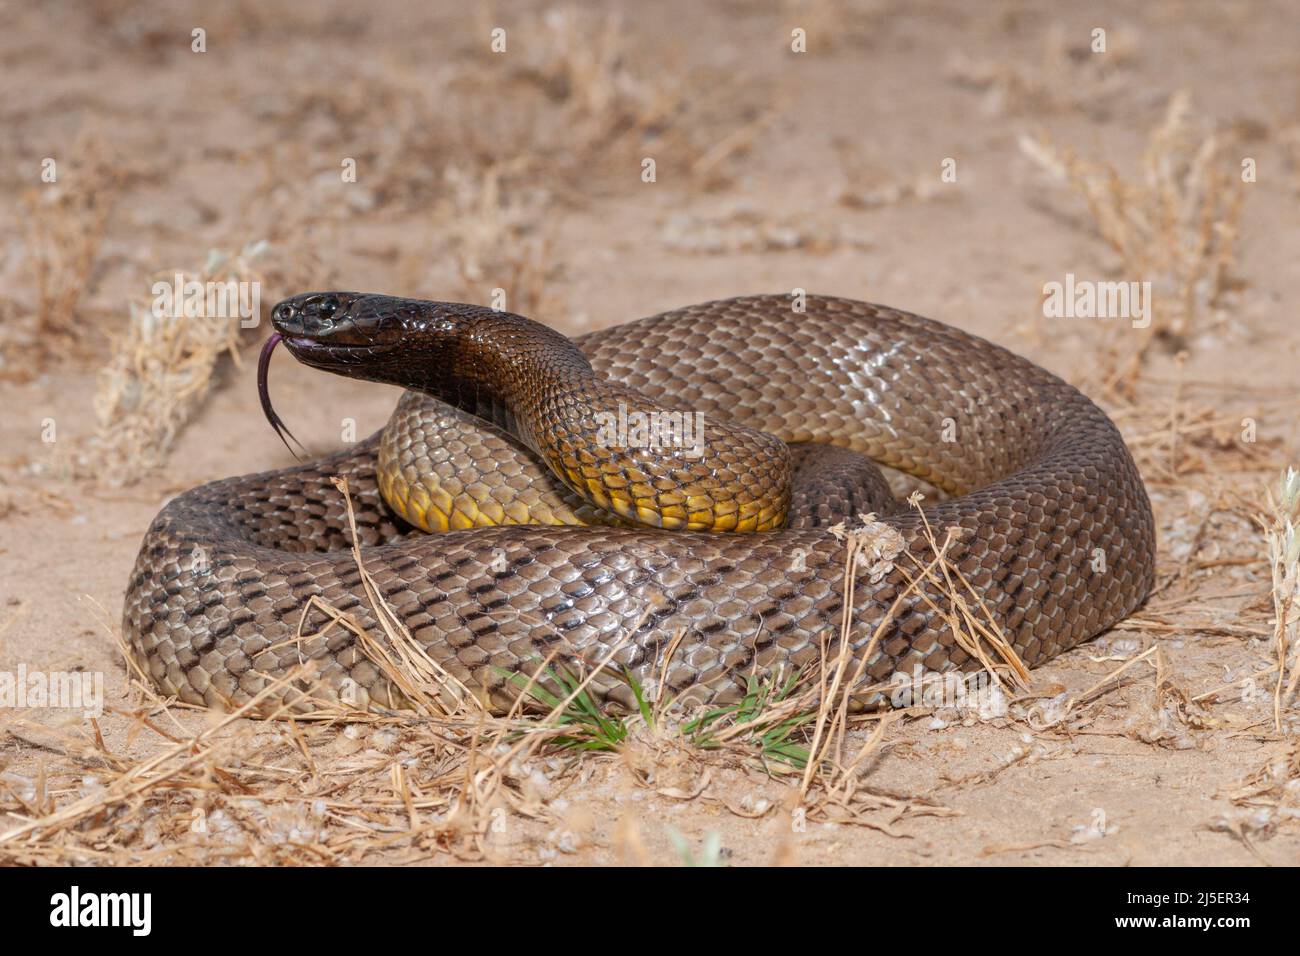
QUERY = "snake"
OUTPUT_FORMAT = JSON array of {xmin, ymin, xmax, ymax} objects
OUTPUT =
[{"xmin": 121, "ymin": 293, "xmax": 1156, "ymax": 714}]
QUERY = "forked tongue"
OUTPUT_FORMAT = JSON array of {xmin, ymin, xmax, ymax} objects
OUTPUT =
[{"xmin": 258, "ymin": 332, "xmax": 306, "ymax": 459}]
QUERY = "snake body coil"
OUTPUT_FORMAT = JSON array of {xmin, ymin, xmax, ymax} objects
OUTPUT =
[{"xmin": 122, "ymin": 295, "xmax": 1155, "ymax": 712}]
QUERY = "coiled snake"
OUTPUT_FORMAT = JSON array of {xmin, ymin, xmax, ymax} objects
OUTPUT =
[{"xmin": 122, "ymin": 294, "xmax": 1155, "ymax": 713}]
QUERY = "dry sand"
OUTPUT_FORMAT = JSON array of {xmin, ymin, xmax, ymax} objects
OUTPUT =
[{"xmin": 1, "ymin": 0, "xmax": 1299, "ymax": 865}]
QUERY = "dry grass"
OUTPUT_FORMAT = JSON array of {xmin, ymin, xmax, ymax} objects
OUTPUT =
[
  {"xmin": 1020, "ymin": 91, "xmax": 1245, "ymax": 393},
  {"xmin": 1223, "ymin": 740, "xmax": 1300, "ymax": 858},
  {"xmin": 1258, "ymin": 468, "xmax": 1300, "ymax": 729},
  {"xmin": 5, "ymin": 133, "xmax": 121, "ymax": 373},
  {"xmin": 947, "ymin": 21, "xmax": 1139, "ymax": 119},
  {"xmin": 260, "ymin": 4, "xmax": 774, "ymax": 214},
  {"xmin": 832, "ymin": 137, "xmax": 960, "ymax": 210},
  {"xmin": 659, "ymin": 200, "xmax": 874, "ymax": 255},
  {"xmin": 777, "ymin": 0, "xmax": 894, "ymax": 53},
  {"xmin": 414, "ymin": 162, "xmax": 564, "ymax": 318},
  {"xmin": 84, "ymin": 242, "xmax": 273, "ymax": 486},
  {"xmin": 470, "ymin": 4, "xmax": 778, "ymax": 193},
  {"xmin": 9, "ymin": 158, "xmax": 335, "ymax": 484}
]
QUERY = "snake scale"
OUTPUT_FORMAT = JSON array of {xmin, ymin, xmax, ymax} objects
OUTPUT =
[{"xmin": 122, "ymin": 294, "xmax": 1156, "ymax": 713}]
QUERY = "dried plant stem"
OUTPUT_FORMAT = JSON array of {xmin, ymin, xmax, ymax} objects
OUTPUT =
[{"xmin": 1258, "ymin": 468, "xmax": 1300, "ymax": 730}]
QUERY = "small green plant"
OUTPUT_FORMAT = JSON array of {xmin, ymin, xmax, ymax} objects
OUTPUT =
[
  {"xmin": 683, "ymin": 668, "xmax": 813, "ymax": 769},
  {"xmin": 500, "ymin": 665, "xmax": 643, "ymax": 752},
  {"xmin": 501, "ymin": 662, "xmax": 815, "ymax": 768}
]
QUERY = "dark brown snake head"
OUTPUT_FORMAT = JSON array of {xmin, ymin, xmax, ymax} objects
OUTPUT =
[
  {"xmin": 266, "ymin": 292, "xmax": 503, "ymax": 380},
  {"xmin": 271, "ymin": 292, "xmax": 409, "ymax": 360},
  {"xmin": 261, "ymin": 292, "xmax": 460, "ymax": 455}
]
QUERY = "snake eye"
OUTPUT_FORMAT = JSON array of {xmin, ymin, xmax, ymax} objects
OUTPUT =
[{"xmin": 317, "ymin": 296, "xmax": 340, "ymax": 318}]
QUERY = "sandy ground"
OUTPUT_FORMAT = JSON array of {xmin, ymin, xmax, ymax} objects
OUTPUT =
[{"xmin": 1, "ymin": 0, "xmax": 1299, "ymax": 865}]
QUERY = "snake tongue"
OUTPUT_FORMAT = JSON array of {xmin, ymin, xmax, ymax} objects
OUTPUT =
[{"xmin": 258, "ymin": 332, "xmax": 307, "ymax": 460}]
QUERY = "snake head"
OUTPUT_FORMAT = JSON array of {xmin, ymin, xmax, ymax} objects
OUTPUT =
[
  {"xmin": 270, "ymin": 292, "xmax": 470, "ymax": 366},
  {"xmin": 272, "ymin": 292, "xmax": 374, "ymax": 345},
  {"xmin": 270, "ymin": 292, "xmax": 414, "ymax": 389},
  {"xmin": 260, "ymin": 292, "xmax": 395, "ymax": 457},
  {"xmin": 269, "ymin": 293, "xmax": 492, "ymax": 390}
]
